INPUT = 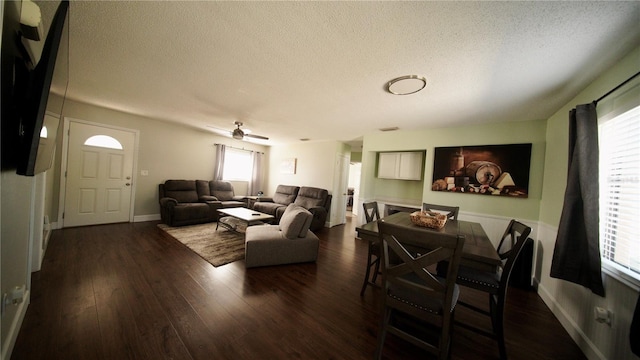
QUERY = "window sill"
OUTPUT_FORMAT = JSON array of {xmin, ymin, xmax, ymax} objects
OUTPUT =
[{"xmin": 602, "ymin": 260, "xmax": 640, "ymax": 292}]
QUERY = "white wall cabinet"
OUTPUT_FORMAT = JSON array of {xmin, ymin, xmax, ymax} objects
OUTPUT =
[{"xmin": 377, "ymin": 151, "xmax": 424, "ymax": 180}]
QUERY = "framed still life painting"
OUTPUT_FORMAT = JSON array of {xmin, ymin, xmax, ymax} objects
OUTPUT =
[{"xmin": 432, "ymin": 143, "xmax": 532, "ymax": 198}]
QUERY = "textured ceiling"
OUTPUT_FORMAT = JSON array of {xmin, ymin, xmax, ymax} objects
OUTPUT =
[{"xmin": 38, "ymin": 1, "xmax": 640, "ymax": 147}]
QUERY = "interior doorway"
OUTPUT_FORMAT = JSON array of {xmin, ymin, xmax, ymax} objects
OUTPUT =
[{"xmin": 348, "ymin": 162, "xmax": 361, "ymax": 218}]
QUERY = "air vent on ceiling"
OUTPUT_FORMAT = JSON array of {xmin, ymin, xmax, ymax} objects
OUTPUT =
[{"xmin": 379, "ymin": 127, "xmax": 399, "ymax": 132}]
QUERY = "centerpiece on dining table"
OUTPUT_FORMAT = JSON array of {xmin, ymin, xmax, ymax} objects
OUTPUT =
[{"xmin": 409, "ymin": 210, "xmax": 448, "ymax": 229}]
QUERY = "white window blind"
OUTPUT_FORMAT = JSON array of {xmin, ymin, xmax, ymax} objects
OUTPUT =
[
  {"xmin": 223, "ymin": 147, "xmax": 252, "ymax": 181},
  {"xmin": 599, "ymin": 104, "xmax": 640, "ymax": 283}
]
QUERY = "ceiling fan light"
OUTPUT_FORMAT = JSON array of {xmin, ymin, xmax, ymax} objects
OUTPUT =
[{"xmin": 232, "ymin": 128, "xmax": 244, "ymax": 139}]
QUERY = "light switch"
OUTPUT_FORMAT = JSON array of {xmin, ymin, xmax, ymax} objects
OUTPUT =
[{"xmin": 141, "ymin": 170, "xmax": 149, "ymax": 176}]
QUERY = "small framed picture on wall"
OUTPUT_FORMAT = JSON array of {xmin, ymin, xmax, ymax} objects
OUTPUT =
[{"xmin": 281, "ymin": 158, "xmax": 297, "ymax": 174}]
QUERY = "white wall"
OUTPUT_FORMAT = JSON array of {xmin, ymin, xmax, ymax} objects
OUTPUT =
[
  {"xmin": 267, "ymin": 140, "xmax": 350, "ymax": 227},
  {"xmin": 54, "ymin": 100, "xmax": 349, "ymax": 227},
  {"xmin": 1, "ymin": 172, "xmax": 34, "ymax": 359},
  {"xmin": 57, "ymin": 99, "xmax": 269, "ymax": 220},
  {"xmin": 267, "ymin": 141, "xmax": 337, "ymax": 193}
]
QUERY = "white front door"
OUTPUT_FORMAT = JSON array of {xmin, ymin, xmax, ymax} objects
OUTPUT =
[{"xmin": 63, "ymin": 122, "xmax": 136, "ymax": 227}]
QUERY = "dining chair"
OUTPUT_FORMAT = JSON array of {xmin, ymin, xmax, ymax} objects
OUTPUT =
[
  {"xmin": 454, "ymin": 219, "xmax": 532, "ymax": 360},
  {"xmin": 360, "ymin": 201, "xmax": 381, "ymax": 296},
  {"xmin": 422, "ymin": 203, "xmax": 459, "ymax": 220},
  {"xmin": 374, "ymin": 220, "xmax": 465, "ymax": 360}
]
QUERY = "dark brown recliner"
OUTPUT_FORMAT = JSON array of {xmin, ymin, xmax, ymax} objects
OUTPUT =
[
  {"xmin": 159, "ymin": 180, "xmax": 220, "ymax": 226},
  {"xmin": 253, "ymin": 185, "xmax": 300, "ymax": 221},
  {"xmin": 293, "ymin": 186, "xmax": 331, "ymax": 231}
]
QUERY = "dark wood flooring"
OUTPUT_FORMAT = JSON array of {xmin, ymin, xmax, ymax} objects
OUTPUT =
[{"xmin": 11, "ymin": 214, "xmax": 586, "ymax": 359}]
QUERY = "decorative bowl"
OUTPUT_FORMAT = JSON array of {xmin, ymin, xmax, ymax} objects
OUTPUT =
[{"xmin": 409, "ymin": 210, "xmax": 447, "ymax": 229}]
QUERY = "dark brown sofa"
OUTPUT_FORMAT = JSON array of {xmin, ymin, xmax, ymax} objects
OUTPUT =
[
  {"xmin": 197, "ymin": 180, "xmax": 247, "ymax": 208},
  {"xmin": 253, "ymin": 185, "xmax": 331, "ymax": 231},
  {"xmin": 253, "ymin": 184, "xmax": 300, "ymax": 220},
  {"xmin": 158, "ymin": 180, "xmax": 247, "ymax": 226}
]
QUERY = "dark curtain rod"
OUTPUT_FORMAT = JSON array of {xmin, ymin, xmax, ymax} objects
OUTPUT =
[
  {"xmin": 594, "ymin": 70, "xmax": 640, "ymax": 106},
  {"xmin": 214, "ymin": 143, "xmax": 264, "ymax": 154}
]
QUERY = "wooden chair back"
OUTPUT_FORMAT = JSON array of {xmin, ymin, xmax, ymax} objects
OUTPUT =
[
  {"xmin": 375, "ymin": 220, "xmax": 465, "ymax": 359},
  {"xmin": 495, "ymin": 219, "xmax": 532, "ymax": 291},
  {"xmin": 360, "ymin": 201, "xmax": 382, "ymax": 296},
  {"xmin": 363, "ymin": 201, "xmax": 380, "ymax": 223},
  {"xmin": 422, "ymin": 203, "xmax": 459, "ymax": 220},
  {"xmin": 454, "ymin": 219, "xmax": 532, "ymax": 360}
]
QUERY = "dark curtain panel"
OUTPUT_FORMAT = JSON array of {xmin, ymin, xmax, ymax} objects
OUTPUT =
[
  {"xmin": 550, "ymin": 102, "xmax": 605, "ymax": 297},
  {"xmin": 632, "ymin": 294, "xmax": 640, "ymax": 356},
  {"xmin": 213, "ymin": 144, "xmax": 225, "ymax": 180}
]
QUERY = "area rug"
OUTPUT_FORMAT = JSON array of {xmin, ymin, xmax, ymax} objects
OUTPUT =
[{"xmin": 157, "ymin": 222, "xmax": 246, "ymax": 267}]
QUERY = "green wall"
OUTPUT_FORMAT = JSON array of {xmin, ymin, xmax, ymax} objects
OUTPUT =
[
  {"xmin": 535, "ymin": 45, "xmax": 640, "ymax": 360},
  {"xmin": 361, "ymin": 119, "xmax": 547, "ymax": 220},
  {"xmin": 540, "ymin": 46, "xmax": 640, "ymax": 226}
]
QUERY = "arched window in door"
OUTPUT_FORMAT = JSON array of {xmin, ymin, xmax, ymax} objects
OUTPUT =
[{"xmin": 84, "ymin": 135, "xmax": 123, "ymax": 150}]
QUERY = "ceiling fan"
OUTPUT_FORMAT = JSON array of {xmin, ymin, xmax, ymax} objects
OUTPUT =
[
  {"xmin": 231, "ymin": 121, "xmax": 269, "ymax": 140},
  {"xmin": 208, "ymin": 121, "xmax": 269, "ymax": 141}
]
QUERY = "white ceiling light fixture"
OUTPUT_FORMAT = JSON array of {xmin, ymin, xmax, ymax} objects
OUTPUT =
[{"xmin": 387, "ymin": 75, "xmax": 427, "ymax": 95}]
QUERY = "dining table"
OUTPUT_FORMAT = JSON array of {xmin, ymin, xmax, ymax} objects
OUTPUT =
[{"xmin": 355, "ymin": 211, "xmax": 501, "ymax": 273}]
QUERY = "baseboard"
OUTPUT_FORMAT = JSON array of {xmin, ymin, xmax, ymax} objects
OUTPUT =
[
  {"xmin": 535, "ymin": 221, "xmax": 606, "ymax": 360},
  {"xmin": 134, "ymin": 214, "xmax": 161, "ymax": 222},
  {"xmin": 537, "ymin": 283, "xmax": 605, "ymax": 360},
  {"xmin": 50, "ymin": 214, "xmax": 160, "ymax": 228},
  {"xmin": 1, "ymin": 290, "xmax": 30, "ymax": 360},
  {"xmin": 43, "ymin": 228, "xmax": 52, "ymax": 243}
]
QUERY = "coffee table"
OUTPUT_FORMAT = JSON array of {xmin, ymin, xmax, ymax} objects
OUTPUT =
[{"xmin": 216, "ymin": 207, "xmax": 274, "ymax": 233}]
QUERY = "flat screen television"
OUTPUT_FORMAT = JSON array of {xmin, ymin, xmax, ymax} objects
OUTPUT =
[{"xmin": 1, "ymin": 0, "xmax": 69, "ymax": 176}]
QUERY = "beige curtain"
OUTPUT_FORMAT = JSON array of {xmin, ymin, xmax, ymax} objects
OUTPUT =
[
  {"xmin": 213, "ymin": 144, "xmax": 225, "ymax": 180},
  {"xmin": 248, "ymin": 151, "xmax": 264, "ymax": 196}
]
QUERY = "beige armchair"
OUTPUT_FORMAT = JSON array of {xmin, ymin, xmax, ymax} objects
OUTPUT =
[{"xmin": 245, "ymin": 204, "xmax": 319, "ymax": 268}]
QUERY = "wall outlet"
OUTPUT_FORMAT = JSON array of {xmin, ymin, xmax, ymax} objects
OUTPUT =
[
  {"xmin": 594, "ymin": 306, "xmax": 612, "ymax": 326},
  {"xmin": 8, "ymin": 285, "xmax": 25, "ymax": 305},
  {"xmin": 2, "ymin": 285, "xmax": 25, "ymax": 316}
]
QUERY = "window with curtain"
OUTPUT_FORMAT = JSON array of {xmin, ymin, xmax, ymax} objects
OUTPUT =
[
  {"xmin": 598, "ymin": 78, "xmax": 640, "ymax": 287},
  {"xmin": 222, "ymin": 147, "xmax": 252, "ymax": 181}
]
